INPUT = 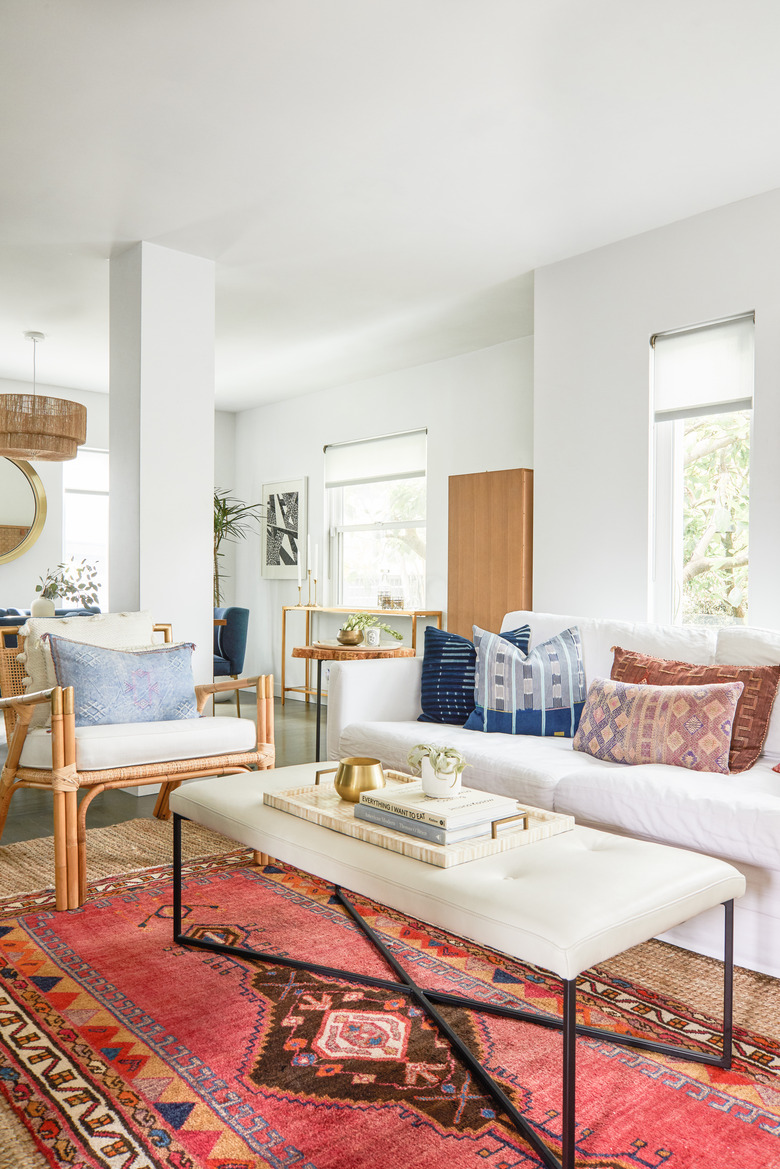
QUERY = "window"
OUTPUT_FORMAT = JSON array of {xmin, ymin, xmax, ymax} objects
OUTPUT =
[
  {"xmin": 651, "ymin": 315, "xmax": 753, "ymax": 626},
  {"xmin": 325, "ymin": 430, "xmax": 426, "ymax": 609},
  {"xmin": 63, "ymin": 449, "xmax": 109, "ymax": 609}
]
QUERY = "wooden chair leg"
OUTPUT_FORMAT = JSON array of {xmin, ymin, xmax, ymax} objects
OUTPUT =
[
  {"xmin": 53, "ymin": 791, "xmax": 68, "ymax": 911},
  {"xmin": 233, "ymin": 674, "xmax": 241, "ymax": 718},
  {"xmin": 77, "ymin": 785, "xmax": 105, "ymax": 906},
  {"xmin": 154, "ymin": 780, "xmax": 181, "ymax": 821},
  {"xmin": 0, "ymin": 767, "xmax": 20, "ymax": 840},
  {"xmin": 65, "ymin": 790, "xmax": 79, "ymax": 909},
  {"xmin": 253, "ymin": 851, "xmax": 273, "ymax": 866}
]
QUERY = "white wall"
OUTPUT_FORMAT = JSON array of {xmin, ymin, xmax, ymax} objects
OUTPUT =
[
  {"xmin": 214, "ymin": 409, "xmax": 238, "ymax": 607},
  {"xmin": 232, "ymin": 336, "xmax": 534, "ymax": 691},
  {"xmin": 0, "ymin": 383, "xmax": 108, "ymax": 607},
  {"xmin": 534, "ymin": 186, "xmax": 780, "ymax": 629}
]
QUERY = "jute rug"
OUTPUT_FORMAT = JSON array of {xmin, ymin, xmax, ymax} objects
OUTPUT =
[{"xmin": 1, "ymin": 840, "xmax": 780, "ymax": 1167}]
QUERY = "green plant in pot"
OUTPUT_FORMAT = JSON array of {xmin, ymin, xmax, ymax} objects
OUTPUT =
[
  {"xmin": 34, "ymin": 558, "xmax": 100, "ymax": 616},
  {"xmin": 214, "ymin": 489, "xmax": 264, "ymax": 607},
  {"xmin": 337, "ymin": 612, "xmax": 403, "ymax": 646}
]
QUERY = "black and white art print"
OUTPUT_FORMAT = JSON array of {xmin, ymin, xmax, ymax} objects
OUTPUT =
[{"xmin": 261, "ymin": 478, "xmax": 307, "ymax": 579}]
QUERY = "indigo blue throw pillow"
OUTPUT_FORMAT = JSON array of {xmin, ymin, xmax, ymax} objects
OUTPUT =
[
  {"xmin": 45, "ymin": 635, "xmax": 198, "ymax": 727},
  {"xmin": 418, "ymin": 623, "xmax": 530, "ymax": 725},
  {"xmin": 463, "ymin": 626, "xmax": 586, "ymax": 737}
]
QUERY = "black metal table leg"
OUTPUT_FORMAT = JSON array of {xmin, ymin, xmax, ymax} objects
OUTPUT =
[
  {"xmin": 171, "ymin": 825, "xmax": 737, "ymax": 1169},
  {"xmin": 315, "ymin": 659, "xmax": 323, "ymax": 761}
]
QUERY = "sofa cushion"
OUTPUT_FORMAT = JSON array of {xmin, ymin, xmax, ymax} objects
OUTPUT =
[
  {"xmin": 19, "ymin": 715, "xmax": 257, "ymax": 771},
  {"xmin": 553, "ymin": 757, "xmax": 780, "ymax": 872},
  {"xmin": 418, "ymin": 623, "xmax": 530, "ymax": 726},
  {"xmin": 46, "ymin": 635, "xmax": 198, "ymax": 727},
  {"xmin": 338, "ymin": 719, "xmax": 611, "ymax": 809},
  {"xmin": 611, "ymin": 646, "xmax": 780, "ymax": 772},
  {"xmin": 501, "ymin": 611, "xmax": 717, "ymax": 684},
  {"xmin": 715, "ymin": 625, "xmax": 780, "ymax": 761},
  {"xmin": 573, "ymin": 676, "xmax": 743, "ymax": 774},
  {"xmin": 463, "ymin": 626, "xmax": 586, "ymax": 737},
  {"xmin": 18, "ymin": 610, "xmax": 156, "ymax": 729}
]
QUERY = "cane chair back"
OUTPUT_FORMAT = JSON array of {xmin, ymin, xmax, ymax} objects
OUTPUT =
[{"xmin": 0, "ymin": 627, "xmax": 26, "ymax": 738}]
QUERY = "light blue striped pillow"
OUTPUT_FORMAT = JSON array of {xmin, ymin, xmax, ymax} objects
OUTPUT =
[
  {"xmin": 45, "ymin": 635, "xmax": 198, "ymax": 727},
  {"xmin": 463, "ymin": 626, "xmax": 586, "ymax": 737}
]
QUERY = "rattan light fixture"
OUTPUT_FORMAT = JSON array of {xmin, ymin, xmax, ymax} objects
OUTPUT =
[{"xmin": 0, "ymin": 332, "xmax": 87, "ymax": 461}]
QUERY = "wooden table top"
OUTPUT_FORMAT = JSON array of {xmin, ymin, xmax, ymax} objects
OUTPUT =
[{"xmin": 292, "ymin": 641, "xmax": 416, "ymax": 661}]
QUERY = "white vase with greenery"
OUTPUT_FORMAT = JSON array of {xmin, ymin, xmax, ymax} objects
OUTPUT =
[{"xmin": 33, "ymin": 558, "xmax": 100, "ymax": 617}]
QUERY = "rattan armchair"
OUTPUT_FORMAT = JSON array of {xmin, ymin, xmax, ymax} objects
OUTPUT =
[{"xmin": 0, "ymin": 624, "xmax": 274, "ymax": 911}]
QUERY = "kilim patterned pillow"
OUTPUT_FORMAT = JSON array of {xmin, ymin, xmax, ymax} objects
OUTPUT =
[
  {"xmin": 418, "ymin": 624, "xmax": 531, "ymax": 725},
  {"xmin": 611, "ymin": 646, "xmax": 780, "ymax": 773},
  {"xmin": 573, "ymin": 676, "xmax": 744, "ymax": 773},
  {"xmin": 45, "ymin": 634, "xmax": 198, "ymax": 727},
  {"xmin": 463, "ymin": 625, "xmax": 586, "ymax": 737}
]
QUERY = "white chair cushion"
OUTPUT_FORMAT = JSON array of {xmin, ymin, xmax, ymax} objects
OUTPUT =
[
  {"xmin": 338, "ymin": 719, "xmax": 611, "ymax": 810},
  {"xmin": 553, "ymin": 757, "xmax": 780, "ymax": 872},
  {"xmin": 19, "ymin": 715, "xmax": 257, "ymax": 771},
  {"xmin": 18, "ymin": 610, "xmax": 156, "ymax": 729}
]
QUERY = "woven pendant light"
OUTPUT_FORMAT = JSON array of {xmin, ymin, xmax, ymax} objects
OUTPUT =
[{"xmin": 0, "ymin": 332, "xmax": 87, "ymax": 461}]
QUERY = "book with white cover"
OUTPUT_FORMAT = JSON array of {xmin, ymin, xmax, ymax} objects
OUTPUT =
[
  {"xmin": 358, "ymin": 782, "xmax": 518, "ymax": 829},
  {"xmin": 354, "ymin": 803, "xmax": 518, "ymax": 844}
]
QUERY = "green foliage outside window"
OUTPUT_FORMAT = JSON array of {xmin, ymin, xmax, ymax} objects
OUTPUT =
[{"xmin": 682, "ymin": 410, "xmax": 750, "ymax": 624}]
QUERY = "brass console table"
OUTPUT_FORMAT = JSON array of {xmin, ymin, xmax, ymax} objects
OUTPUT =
[{"xmin": 281, "ymin": 606, "xmax": 443, "ymax": 705}]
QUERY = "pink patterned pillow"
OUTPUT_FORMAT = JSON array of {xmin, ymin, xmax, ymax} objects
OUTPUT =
[{"xmin": 572, "ymin": 677, "xmax": 744, "ymax": 774}]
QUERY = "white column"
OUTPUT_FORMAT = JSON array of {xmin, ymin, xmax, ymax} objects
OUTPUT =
[{"xmin": 109, "ymin": 241, "xmax": 215, "ymax": 684}]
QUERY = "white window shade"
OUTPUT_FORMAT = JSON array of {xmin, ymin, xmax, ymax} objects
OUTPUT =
[
  {"xmin": 325, "ymin": 429, "xmax": 426, "ymax": 488},
  {"xmin": 653, "ymin": 314, "xmax": 754, "ymax": 421}
]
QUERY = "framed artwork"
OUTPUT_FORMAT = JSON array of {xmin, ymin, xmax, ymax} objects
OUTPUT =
[{"xmin": 261, "ymin": 478, "xmax": 307, "ymax": 578}]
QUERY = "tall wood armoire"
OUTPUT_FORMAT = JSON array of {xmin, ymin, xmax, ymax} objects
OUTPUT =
[{"xmin": 447, "ymin": 468, "xmax": 533, "ymax": 638}]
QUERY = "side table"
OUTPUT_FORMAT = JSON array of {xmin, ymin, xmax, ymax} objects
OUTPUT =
[{"xmin": 292, "ymin": 641, "xmax": 416, "ymax": 761}]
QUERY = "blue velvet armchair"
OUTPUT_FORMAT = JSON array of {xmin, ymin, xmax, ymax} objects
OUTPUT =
[{"xmin": 213, "ymin": 607, "xmax": 250, "ymax": 715}]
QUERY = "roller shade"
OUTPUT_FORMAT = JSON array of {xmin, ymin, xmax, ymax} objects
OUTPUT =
[
  {"xmin": 653, "ymin": 314, "xmax": 754, "ymax": 422},
  {"xmin": 324, "ymin": 429, "xmax": 426, "ymax": 488}
]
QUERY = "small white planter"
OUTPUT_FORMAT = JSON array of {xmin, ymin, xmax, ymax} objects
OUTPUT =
[
  {"xmin": 31, "ymin": 596, "xmax": 56, "ymax": 617},
  {"xmin": 421, "ymin": 756, "xmax": 463, "ymax": 798}
]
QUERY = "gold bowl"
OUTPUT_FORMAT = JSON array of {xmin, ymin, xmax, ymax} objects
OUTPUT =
[
  {"xmin": 337, "ymin": 629, "xmax": 363, "ymax": 646},
  {"xmin": 328, "ymin": 756, "xmax": 386, "ymax": 802}
]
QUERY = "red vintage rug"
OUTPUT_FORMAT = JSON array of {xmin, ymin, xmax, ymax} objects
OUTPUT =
[{"xmin": 1, "ymin": 848, "xmax": 779, "ymax": 1169}]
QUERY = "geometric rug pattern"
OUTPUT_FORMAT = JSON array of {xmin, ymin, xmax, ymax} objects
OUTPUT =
[{"xmin": 1, "ymin": 848, "xmax": 779, "ymax": 1168}]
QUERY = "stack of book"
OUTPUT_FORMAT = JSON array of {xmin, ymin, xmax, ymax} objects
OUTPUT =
[{"xmin": 355, "ymin": 782, "xmax": 521, "ymax": 845}]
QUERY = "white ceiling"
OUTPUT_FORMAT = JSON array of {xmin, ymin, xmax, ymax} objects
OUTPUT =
[{"xmin": 3, "ymin": 0, "xmax": 780, "ymax": 410}]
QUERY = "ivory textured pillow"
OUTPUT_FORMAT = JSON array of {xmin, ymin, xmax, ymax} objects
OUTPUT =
[
  {"xmin": 573, "ymin": 676, "xmax": 744, "ymax": 774},
  {"xmin": 18, "ymin": 611, "xmax": 156, "ymax": 728},
  {"xmin": 611, "ymin": 645, "xmax": 780, "ymax": 772},
  {"xmin": 46, "ymin": 635, "xmax": 198, "ymax": 727}
]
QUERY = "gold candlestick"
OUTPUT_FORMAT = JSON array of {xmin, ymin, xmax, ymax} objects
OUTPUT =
[
  {"xmin": 307, "ymin": 570, "xmax": 312, "ymax": 606},
  {"xmin": 313, "ymin": 577, "xmax": 318, "ymax": 606},
  {"xmin": 296, "ymin": 585, "xmax": 302, "ymax": 607}
]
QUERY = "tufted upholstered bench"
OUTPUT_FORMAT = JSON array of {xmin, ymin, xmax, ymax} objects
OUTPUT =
[{"xmin": 170, "ymin": 762, "xmax": 746, "ymax": 1169}]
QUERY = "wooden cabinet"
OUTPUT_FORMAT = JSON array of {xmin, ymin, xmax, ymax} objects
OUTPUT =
[{"xmin": 447, "ymin": 468, "xmax": 533, "ymax": 638}]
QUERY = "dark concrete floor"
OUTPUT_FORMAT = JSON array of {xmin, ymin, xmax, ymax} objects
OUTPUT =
[{"xmin": 1, "ymin": 695, "xmax": 320, "ymax": 845}]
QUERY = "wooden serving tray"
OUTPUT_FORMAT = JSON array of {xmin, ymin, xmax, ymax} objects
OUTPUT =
[{"xmin": 263, "ymin": 771, "xmax": 574, "ymax": 868}]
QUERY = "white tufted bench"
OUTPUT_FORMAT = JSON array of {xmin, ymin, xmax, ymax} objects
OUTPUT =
[{"xmin": 170, "ymin": 762, "xmax": 746, "ymax": 1169}]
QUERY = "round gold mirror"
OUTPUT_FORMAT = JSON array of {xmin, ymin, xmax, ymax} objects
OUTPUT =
[{"xmin": 0, "ymin": 458, "xmax": 47, "ymax": 564}]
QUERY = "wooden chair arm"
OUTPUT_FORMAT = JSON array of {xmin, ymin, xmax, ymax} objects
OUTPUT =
[
  {"xmin": 194, "ymin": 674, "xmax": 274, "ymax": 756},
  {"xmin": 0, "ymin": 687, "xmax": 55, "ymax": 711}
]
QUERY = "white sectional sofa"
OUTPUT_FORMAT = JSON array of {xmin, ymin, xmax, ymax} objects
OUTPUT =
[{"xmin": 326, "ymin": 610, "xmax": 780, "ymax": 977}]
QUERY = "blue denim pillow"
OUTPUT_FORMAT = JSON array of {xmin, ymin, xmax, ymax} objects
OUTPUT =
[
  {"xmin": 463, "ymin": 626, "xmax": 586, "ymax": 737},
  {"xmin": 418, "ymin": 623, "xmax": 531, "ymax": 725},
  {"xmin": 45, "ymin": 635, "xmax": 198, "ymax": 727}
]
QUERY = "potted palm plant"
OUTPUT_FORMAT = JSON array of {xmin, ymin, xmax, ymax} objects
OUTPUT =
[{"xmin": 214, "ymin": 490, "xmax": 264, "ymax": 606}]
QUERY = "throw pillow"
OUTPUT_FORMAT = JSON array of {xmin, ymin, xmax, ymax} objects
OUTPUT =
[
  {"xmin": 18, "ymin": 610, "xmax": 156, "ymax": 729},
  {"xmin": 611, "ymin": 646, "xmax": 780, "ymax": 773},
  {"xmin": 463, "ymin": 626, "xmax": 586, "ymax": 737},
  {"xmin": 573, "ymin": 676, "xmax": 744, "ymax": 774},
  {"xmin": 418, "ymin": 623, "xmax": 531, "ymax": 725},
  {"xmin": 45, "ymin": 635, "xmax": 198, "ymax": 727}
]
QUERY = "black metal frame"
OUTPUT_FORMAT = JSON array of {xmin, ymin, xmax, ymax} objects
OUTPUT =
[{"xmin": 172, "ymin": 814, "xmax": 734, "ymax": 1169}]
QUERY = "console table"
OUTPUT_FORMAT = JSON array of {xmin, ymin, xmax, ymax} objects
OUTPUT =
[{"xmin": 281, "ymin": 605, "xmax": 442, "ymax": 706}]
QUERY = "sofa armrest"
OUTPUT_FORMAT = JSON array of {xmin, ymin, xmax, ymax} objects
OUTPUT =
[{"xmin": 326, "ymin": 657, "xmax": 423, "ymax": 761}]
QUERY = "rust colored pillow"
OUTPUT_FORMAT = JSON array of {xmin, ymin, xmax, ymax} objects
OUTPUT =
[{"xmin": 610, "ymin": 646, "xmax": 780, "ymax": 773}]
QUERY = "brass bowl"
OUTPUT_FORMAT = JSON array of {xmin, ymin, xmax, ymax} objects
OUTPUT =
[
  {"xmin": 337, "ymin": 629, "xmax": 363, "ymax": 646},
  {"xmin": 334, "ymin": 756, "xmax": 385, "ymax": 802}
]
